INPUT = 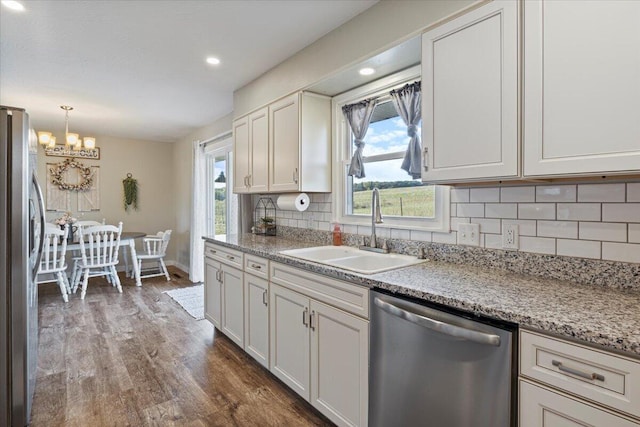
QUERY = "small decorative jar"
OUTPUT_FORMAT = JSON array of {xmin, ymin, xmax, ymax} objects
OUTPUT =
[{"xmin": 254, "ymin": 197, "xmax": 276, "ymax": 236}]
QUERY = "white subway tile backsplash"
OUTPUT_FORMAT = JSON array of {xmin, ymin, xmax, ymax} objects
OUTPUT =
[
  {"xmin": 451, "ymin": 188, "xmax": 470, "ymax": 203},
  {"xmin": 485, "ymin": 203, "xmax": 517, "ymax": 219},
  {"xmin": 473, "ymin": 218, "xmax": 501, "ymax": 234},
  {"xmin": 629, "ymin": 224, "xmax": 640, "ymax": 243},
  {"xmin": 537, "ymin": 221, "xmax": 578, "ymax": 239},
  {"xmin": 410, "ymin": 230, "xmax": 432, "ymax": 242},
  {"xmin": 578, "ymin": 183, "xmax": 626, "ymax": 202},
  {"xmin": 391, "ymin": 229, "xmax": 411, "ymax": 240},
  {"xmin": 432, "ymin": 231, "xmax": 457, "ymax": 244},
  {"xmin": 536, "ymin": 185, "xmax": 576, "ymax": 202},
  {"xmin": 602, "ymin": 242, "xmax": 640, "ymax": 263},
  {"xmin": 628, "ymin": 183, "xmax": 640, "ymax": 202},
  {"xmin": 456, "ymin": 203, "xmax": 484, "ymax": 218},
  {"xmin": 484, "ymin": 234, "xmax": 502, "ymax": 250},
  {"xmin": 602, "ymin": 203, "xmax": 640, "ymax": 223},
  {"xmin": 519, "ymin": 236, "xmax": 556, "ymax": 255},
  {"xmin": 557, "ymin": 239, "xmax": 601, "ymax": 259},
  {"xmin": 470, "ymin": 188, "xmax": 500, "ymax": 202},
  {"xmin": 502, "ymin": 219, "xmax": 537, "ymax": 236},
  {"xmin": 557, "ymin": 203, "xmax": 601, "ymax": 221},
  {"xmin": 518, "ymin": 203, "xmax": 555, "ymax": 220},
  {"xmin": 579, "ymin": 222, "xmax": 627, "ymax": 242},
  {"xmin": 501, "ymin": 186, "xmax": 535, "ymax": 202}
]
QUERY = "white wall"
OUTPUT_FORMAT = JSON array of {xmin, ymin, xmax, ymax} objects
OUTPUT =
[
  {"xmin": 172, "ymin": 113, "xmax": 233, "ymax": 271},
  {"xmin": 37, "ymin": 135, "xmax": 177, "ymax": 259},
  {"xmin": 234, "ymin": 0, "xmax": 479, "ymax": 116}
]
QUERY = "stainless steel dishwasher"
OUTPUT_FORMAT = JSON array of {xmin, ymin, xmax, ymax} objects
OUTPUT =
[{"xmin": 369, "ymin": 290, "xmax": 517, "ymax": 427}]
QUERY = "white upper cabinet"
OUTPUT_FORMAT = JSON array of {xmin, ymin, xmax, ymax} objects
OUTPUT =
[
  {"xmin": 232, "ymin": 116, "xmax": 250, "ymax": 194},
  {"xmin": 232, "ymin": 107, "xmax": 269, "ymax": 193},
  {"xmin": 269, "ymin": 92, "xmax": 331, "ymax": 193},
  {"xmin": 523, "ymin": 0, "xmax": 640, "ymax": 177},
  {"xmin": 422, "ymin": 0, "xmax": 519, "ymax": 182}
]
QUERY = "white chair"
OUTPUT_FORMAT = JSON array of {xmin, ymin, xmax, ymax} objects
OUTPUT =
[
  {"xmin": 37, "ymin": 223, "xmax": 71, "ymax": 302},
  {"xmin": 134, "ymin": 230, "xmax": 172, "ymax": 281},
  {"xmin": 71, "ymin": 222, "xmax": 123, "ymax": 300}
]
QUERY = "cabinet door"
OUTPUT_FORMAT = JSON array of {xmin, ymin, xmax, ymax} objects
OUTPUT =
[
  {"xmin": 269, "ymin": 283, "xmax": 310, "ymax": 400},
  {"xmin": 244, "ymin": 273, "xmax": 269, "ymax": 368},
  {"xmin": 204, "ymin": 258, "xmax": 222, "ymax": 329},
  {"xmin": 422, "ymin": 0, "xmax": 519, "ymax": 182},
  {"xmin": 233, "ymin": 116, "xmax": 250, "ymax": 194},
  {"xmin": 221, "ymin": 265, "xmax": 244, "ymax": 347},
  {"xmin": 269, "ymin": 93, "xmax": 300, "ymax": 192},
  {"xmin": 248, "ymin": 108, "xmax": 269, "ymax": 192},
  {"xmin": 523, "ymin": 0, "xmax": 640, "ymax": 177},
  {"xmin": 310, "ymin": 300, "xmax": 369, "ymax": 427},
  {"xmin": 520, "ymin": 381, "xmax": 638, "ymax": 427}
]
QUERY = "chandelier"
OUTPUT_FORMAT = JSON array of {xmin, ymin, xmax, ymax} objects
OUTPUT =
[{"xmin": 37, "ymin": 105, "xmax": 96, "ymax": 150}]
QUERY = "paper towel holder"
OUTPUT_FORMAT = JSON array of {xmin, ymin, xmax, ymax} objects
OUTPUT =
[{"xmin": 253, "ymin": 197, "xmax": 276, "ymax": 236}]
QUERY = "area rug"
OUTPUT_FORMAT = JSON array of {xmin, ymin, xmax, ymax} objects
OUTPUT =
[{"xmin": 163, "ymin": 284, "xmax": 204, "ymax": 320}]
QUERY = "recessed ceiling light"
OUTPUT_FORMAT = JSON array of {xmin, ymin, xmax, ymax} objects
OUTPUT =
[
  {"xmin": 206, "ymin": 57, "xmax": 221, "ymax": 65},
  {"xmin": 1, "ymin": 0, "xmax": 25, "ymax": 11},
  {"xmin": 359, "ymin": 67, "xmax": 375, "ymax": 76}
]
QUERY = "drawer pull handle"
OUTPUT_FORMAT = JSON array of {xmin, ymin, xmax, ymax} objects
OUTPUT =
[
  {"xmin": 552, "ymin": 360, "xmax": 605, "ymax": 382},
  {"xmin": 302, "ymin": 307, "xmax": 309, "ymax": 327},
  {"xmin": 226, "ymin": 255, "xmax": 235, "ymax": 260},
  {"xmin": 262, "ymin": 289, "xmax": 268, "ymax": 306},
  {"xmin": 250, "ymin": 263, "xmax": 261, "ymax": 269}
]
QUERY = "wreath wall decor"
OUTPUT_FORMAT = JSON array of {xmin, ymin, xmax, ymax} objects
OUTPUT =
[
  {"xmin": 122, "ymin": 173, "xmax": 139, "ymax": 211},
  {"xmin": 49, "ymin": 158, "xmax": 94, "ymax": 191}
]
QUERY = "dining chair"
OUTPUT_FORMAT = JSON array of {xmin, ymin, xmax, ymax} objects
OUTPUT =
[
  {"xmin": 37, "ymin": 223, "xmax": 71, "ymax": 302},
  {"xmin": 134, "ymin": 229, "xmax": 172, "ymax": 281},
  {"xmin": 71, "ymin": 222, "xmax": 123, "ymax": 300}
]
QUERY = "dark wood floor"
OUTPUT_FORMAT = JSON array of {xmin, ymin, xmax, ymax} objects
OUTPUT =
[{"xmin": 32, "ymin": 266, "xmax": 332, "ymax": 426}]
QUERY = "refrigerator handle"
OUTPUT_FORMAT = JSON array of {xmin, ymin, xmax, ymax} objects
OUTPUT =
[{"xmin": 31, "ymin": 173, "xmax": 45, "ymax": 278}]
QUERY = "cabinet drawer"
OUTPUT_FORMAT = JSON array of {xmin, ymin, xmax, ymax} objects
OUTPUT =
[
  {"xmin": 270, "ymin": 262, "xmax": 369, "ymax": 319},
  {"xmin": 245, "ymin": 254, "xmax": 269, "ymax": 279},
  {"xmin": 521, "ymin": 330, "xmax": 640, "ymax": 419},
  {"xmin": 520, "ymin": 380, "xmax": 639, "ymax": 427},
  {"xmin": 204, "ymin": 242, "xmax": 243, "ymax": 269}
]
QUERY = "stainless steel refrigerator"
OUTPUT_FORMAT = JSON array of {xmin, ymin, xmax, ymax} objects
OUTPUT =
[{"xmin": 1, "ymin": 106, "xmax": 45, "ymax": 426}]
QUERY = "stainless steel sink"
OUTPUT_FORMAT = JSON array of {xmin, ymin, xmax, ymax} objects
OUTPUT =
[{"xmin": 279, "ymin": 246, "xmax": 426, "ymax": 274}]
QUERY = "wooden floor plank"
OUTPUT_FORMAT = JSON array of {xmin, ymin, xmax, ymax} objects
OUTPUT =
[{"xmin": 32, "ymin": 267, "xmax": 333, "ymax": 426}]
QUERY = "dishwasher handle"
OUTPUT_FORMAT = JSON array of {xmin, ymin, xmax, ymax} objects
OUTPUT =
[{"xmin": 374, "ymin": 297, "xmax": 501, "ymax": 347}]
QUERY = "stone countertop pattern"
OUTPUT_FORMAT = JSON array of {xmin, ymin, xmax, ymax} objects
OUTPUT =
[{"xmin": 204, "ymin": 234, "xmax": 640, "ymax": 358}]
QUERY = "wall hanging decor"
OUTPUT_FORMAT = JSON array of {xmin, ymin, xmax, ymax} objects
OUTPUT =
[
  {"xmin": 122, "ymin": 173, "xmax": 139, "ymax": 211},
  {"xmin": 49, "ymin": 158, "xmax": 94, "ymax": 191},
  {"xmin": 77, "ymin": 166, "xmax": 100, "ymax": 212},
  {"xmin": 45, "ymin": 162, "xmax": 71, "ymax": 211}
]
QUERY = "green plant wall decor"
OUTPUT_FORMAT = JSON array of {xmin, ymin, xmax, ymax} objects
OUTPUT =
[{"xmin": 123, "ymin": 173, "xmax": 138, "ymax": 211}]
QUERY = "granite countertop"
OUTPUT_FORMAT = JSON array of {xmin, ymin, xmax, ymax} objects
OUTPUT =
[{"xmin": 203, "ymin": 234, "xmax": 640, "ymax": 358}]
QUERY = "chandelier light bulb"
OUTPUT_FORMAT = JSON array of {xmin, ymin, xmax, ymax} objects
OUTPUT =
[
  {"xmin": 48, "ymin": 136, "xmax": 56, "ymax": 147},
  {"xmin": 66, "ymin": 133, "xmax": 79, "ymax": 146},
  {"xmin": 38, "ymin": 131, "xmax": 51, "ymax": 145},
  {"xmin": 83, "ymin": 137, "xmax": 96, "ymax": 149}
]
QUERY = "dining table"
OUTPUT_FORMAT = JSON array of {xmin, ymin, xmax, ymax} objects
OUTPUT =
[{"xmin": 65, "ymin": 231, "xmax": 147, "ymax": 287}]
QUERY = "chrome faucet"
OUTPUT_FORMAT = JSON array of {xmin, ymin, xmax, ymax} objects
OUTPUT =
[{"xmin": 360, "ymin": 188, "xmax": 389, "ymax": 254}]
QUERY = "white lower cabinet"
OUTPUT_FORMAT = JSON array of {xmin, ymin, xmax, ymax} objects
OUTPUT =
[
  {"xmin": 220, "ymin": 264, "xmax": 244, "ymax": 347},
  {"xmin": 520, "ymin": 380, "xmax": 638, "ymax": 427},
  {"xmin": 204, "ymin": 257, "xmax": 222, "ymax": 329},
  {"xmin": 310, "ymin": 299, "xmax": 368, "ymax": 427},
  {"xmin": 270, "ymin": 282, "xmax": 369, "ymax": 427},
  {"xmin": 244, "ymin": 273, "xmax": 269, "ymax": 368}
]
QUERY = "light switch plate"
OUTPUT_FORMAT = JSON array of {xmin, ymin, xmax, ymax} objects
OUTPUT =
[{"xmin": 458, "ymin": 223, "xmax": 480, "ymax": 246}]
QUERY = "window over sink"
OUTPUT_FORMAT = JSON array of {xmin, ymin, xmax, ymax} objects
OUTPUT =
[{"xmin": 332, "ymin": 66, "xmax": 450, "ymax": 232}]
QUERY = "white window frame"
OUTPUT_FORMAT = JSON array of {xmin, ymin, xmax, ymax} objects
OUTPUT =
[
  {"xmin": 331, "ymin": 65, "xmax": 450, "ymax": 232},
  {"xmin": 204, "ymin": 137, "xmax": 237, "ymax": 237}
]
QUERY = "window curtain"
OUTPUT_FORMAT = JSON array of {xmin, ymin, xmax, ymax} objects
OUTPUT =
[
  {"xmin": 390, "ymin": 81, "xmax": 422, "ymax": 179},
  {"xmin": 342, "ymin": 98, "xmax": 377, "ymax": 178},
  {"xmin": 189, "ymin": 140, "xmax": 206, "ymax": 283}
]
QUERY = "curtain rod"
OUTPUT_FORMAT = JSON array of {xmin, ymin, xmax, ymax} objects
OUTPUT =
[{"xmin": 199, "ymin": 130, "xmax": 232, "ymax": 147}]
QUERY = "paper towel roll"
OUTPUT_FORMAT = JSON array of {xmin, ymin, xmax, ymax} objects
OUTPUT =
[{"xmin": 277, "ymin": 193, "xmax": 310, "ymax": 212}]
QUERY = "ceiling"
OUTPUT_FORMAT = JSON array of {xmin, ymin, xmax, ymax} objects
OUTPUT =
[{"xmin": 0, "ymin": 0, "xmax": 377, "ymax": 142}]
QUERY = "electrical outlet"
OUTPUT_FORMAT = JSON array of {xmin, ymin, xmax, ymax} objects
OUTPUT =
[
  {"xmin": 458, "ymin": 223, "xmax": 480, "ymax": 246},
  {"xmin": 502, "ymin": 223, "xmax": 519, "ymax": 250}
]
